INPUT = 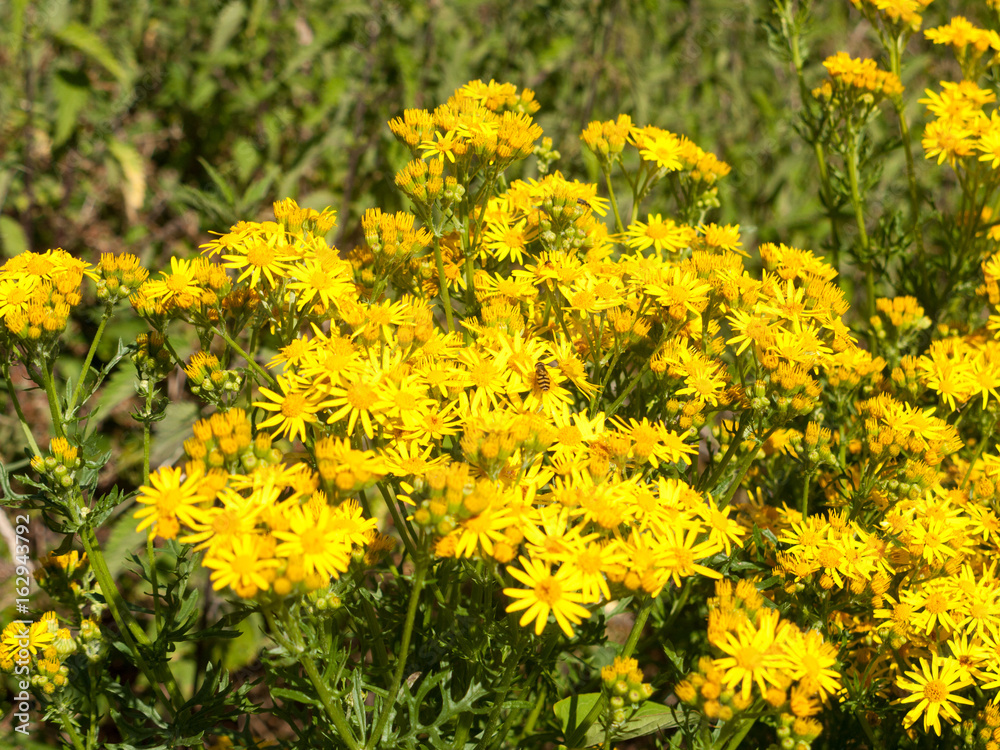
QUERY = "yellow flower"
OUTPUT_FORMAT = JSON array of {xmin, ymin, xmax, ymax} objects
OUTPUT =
[
  {"xmin": 203, "ymin": 534, "xmax": 280, "ymax": 597},
  {"xmin": 504, "ymin": 556, "xmax": 592, "ymax": 637},
  {"xmin": 625, "ymin": 215, "xmax": 695, "ymax": 254},
  {"xmin": 273, "ymin": 502, "xmax": 353, "ymax": 581},
  {"xmin": 134, "ymin": 466, "xmax": 207, "ymax": 540},
  {"xmin": 712, "ymin": 608, "xmax": 791, "ymax": 701},
  {"xmin": 896, "ymin": 657, "xmax": 974, "ymax": 736},
  {"xmin": 254, "ymin": 375, "xmax": 327, "ymax": 444}
]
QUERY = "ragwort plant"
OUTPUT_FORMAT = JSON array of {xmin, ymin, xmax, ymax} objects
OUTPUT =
[{"xmin": 2, "ymin": 11, "xmax": 1000, "ymax": 748}]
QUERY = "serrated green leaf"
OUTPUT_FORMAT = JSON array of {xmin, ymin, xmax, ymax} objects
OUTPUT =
[
  {"xmin": 0, "ymin": 215, "xmax": 29, "ymax": 258},
  {"xmin": 52, "ymin": 22, "xmax": 132, "ymax": 86},
  {"xmin": 51, "ymin": 68, "xmax": 91, "ymax": 147},
  {"xmin": 209, "ymin": 1, "xmax": 247, "ymax": 57}
]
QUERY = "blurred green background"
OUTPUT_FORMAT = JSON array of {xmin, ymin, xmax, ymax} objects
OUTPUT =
[{"xmin": 0, "ymin": 0, "xmax": 865, "ymax": 264}]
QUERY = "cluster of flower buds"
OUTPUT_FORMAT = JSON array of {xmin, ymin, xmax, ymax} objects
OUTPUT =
[
  {"xmin": 96, "ymin": 253, "xmax": 149, "ymax": 303},
  {"xmin": 185, "ymin": 351, "xmax": 243, "ymax": 402},
  {"xmin": 182, "ymin": 409, "xmax": 283, "ymax": 473},
  {"xmin": 273, "ymin": 198, "xmax": 337, "ymax": 237},
  {"xmin": 132, "ymin": 331, "xmax": 174, "ymax": 381},
  {"xmin": 601, "ymin": 656, "xmax": 654, "ymax": 720},
  {"xmin": 30, "ymin": 437, "xmax": 81, "ymax": 491}
]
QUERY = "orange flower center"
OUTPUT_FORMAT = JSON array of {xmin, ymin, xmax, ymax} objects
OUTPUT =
[
  {"xmin": 534, "ymin": 576, "xmax": 563, "ymax": 605},
  {"xmin": 281, "ymin": 392, "xmax": 307, "ymax": 418}
]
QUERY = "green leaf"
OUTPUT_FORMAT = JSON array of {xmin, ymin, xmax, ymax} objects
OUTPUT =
[
  {"xmin": 0, "ymin": 215, "xmax": 29, "ymax": 258},
  {"xmin": 209, "ymin": 1, "xmax": 247, "ymax": 58},
  {"xmin": 51, "ymin": 68, "xmax": 92, "ymax": 146},
  {"xmin": 612, "ymin": 702, "xmax": 684, "ymax": 741},
  {"xmin": 52, "ymin": 22, "xmax": 132, "ymax": 86},
  {"xmin": 197, "ymin": 157, "xmax": 236, "ymax": 205},
  {"xmin": 553, "ymin": 692, "xmax": 602, "ymax": 734},
  {"xmin": 270, "ymin": 687, "xmax": 321, "ymax": 707},
  {"xmin": 556, "ymin": 695, "xmax": 683, "ymax": 746}
]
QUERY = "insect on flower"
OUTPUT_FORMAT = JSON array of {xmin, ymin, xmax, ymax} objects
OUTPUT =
[
  {"xmin": 576, "ymin": 198, "xmax": 592, "ymax": 210},
  {"xmin": 535, "ymin": 361, "xmax": 551, "ymax": 392}
]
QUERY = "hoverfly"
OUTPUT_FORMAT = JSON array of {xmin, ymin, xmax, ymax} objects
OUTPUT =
[{"xmin": 535, "ymin": 360, "xmax": 551, "ymax": 392}]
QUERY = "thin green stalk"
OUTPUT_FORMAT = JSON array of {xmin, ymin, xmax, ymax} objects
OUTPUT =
[
  {"xmin": 57, "ymin": 705, "xmax": 86, "ymax": 750},
  {"xmin": 568, "ymin": 599, "xmax": 654, "ymax": 747},
  {"xmin": 141, "ymin": 388, "xmax": 162, "ymax": 638},
  {"xmin": 961, "ymin": 417, "xmax": 996, "ymax": 490},
  {"xmin": 887, "ymin": 38, "xmax": 925, "ymax": 258},
  {"xmin": 3, "ymin": 365, "xmax": 42, "ymax": 458},
  {"xmin": 602, "ymin": 165, "xmax": 626, "ymax": 234},
  {"xmin": 522, "ymin": 684, "xmax": 547, "ymax": 737},
  {"xmin": 380, "ymin": 482, "xmax": 418, "ymax": 561},
  {"xmin": 800, "ymin": 470, "xmax": 811, "ymax": 518},
  {"xmin": 432, "ymin": 236, "xmax": 456, "ymax": 333},
  {"xmin": 80, "ymin": 526, "xmax": 183, "ymax": 710},
  {"xmin": 212, "ymin": 326, "xmax": 276, "ymax": 387},
  {"xmin": 699, "ymin": 414, "xmax": 748, "ymax": 491},
  {"xmin": 68, "ymin": 302, "xmax": 114, "ymax": 414},
  {"xmin": 367, "ymin": 555, "xmax": 429, "ymax": 750},
  {"xmin": 605, "ymin": 361, "xmax": 650, "ymax": 419},
  {"xmin": 477, "ymin": 627, "xmax": 522, "ymax": 750},
  {"xmin": 846, "ymin": 139, "xmax": 876, "ymax": 315},
  {"xmin": 41, "ymin": 359, "xmax": 65, "ymax": 438},
  {"xmin": 281, "ymin": 609, "xmax": 360, "ymax": 750},
  {"xmin": 721, "ymin": 714, "xmax": 758, "ymax": 750}
]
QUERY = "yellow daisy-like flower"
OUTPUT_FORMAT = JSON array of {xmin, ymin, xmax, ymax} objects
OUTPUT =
[
  {"xmin": 133, "ymin": 465, "xmax": 207, "ymax": 540},
  {"xmin": 625, "ymin": 215, "xmax": 695, "ymax": 254},
  {"xmin": 203, "ymin": 534, "xmax": 281, "ymax": 597},
  {"xmin": 895, "ymin": 657, "xmax": 974, "ymax": 736},
  {"xmin": 273, "ymin": 502, "xmax": 353, "ymax": 581},
  {"xmin": 254, "ymin": 375, "xmax": 327, "ymax": 444},
  {"xmin": 712, "ymin": 608, "xmax": 791, "ymax": 701},
  {"xmin": 504, "ymin": 556, "xmax": 592, "ymax": 637}
]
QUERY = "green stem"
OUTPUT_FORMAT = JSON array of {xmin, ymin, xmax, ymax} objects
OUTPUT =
[
  {"xmin": 57, "ymin": 704, "xmax": 86, "ymax": 750},
  {"xmin": 212, "ymin": 326, "xmax": 276, "ymax": 387},
  {"xmin": 367, "ymin": 555, "xmax": 429, "ymax": 750},
  {"xmin": 567, "ymin": 599, "xmax": 654, "ymax": 747},
  {"xmin": 602, "ymin": 165, "xmax": 626, "ymax": 234},
  {"xmin": 887, "ymin": 37, "xmax": 925, "ymax": 258},
  {"xmin": 432, "ymin": 236, "xmax": 456, "ymax": 333},
  {"xmin": 3, "ymin": 364, "xmax": 42, "ymax": 458},
  {"xmin": 478, "ymin": 626, "xmax": 523, "ymax": 750},
  {"xmin": 80, "ymin": 526, "xmax": 183, "ymax": 710},
  {"xmin": 281, "ymin": 607, "xmax": 359, "ymax": 750},
  {"xmin": 605, "ymin": 361, "xmax": 650, "ymax": 419},
  {"xmin": 800, "ymin": 470, "xmax": 811, "ymax": 518},
  {"xmin": 846, "ymin": 138, "xmax": 876, "ymax": 315},
  {"xmin": 522, "ymin": 684, "xmax": 547, "ymax": 737},
  {"xmin": 41, "ymin": 359, "xmax": 65, "ymax": 439},
  {"xmin": 68, "ymin": 302, "xmax": 114, "ymax": 414},
  {"xmin": 721, "ymin": 714, "xmax": 758, "ymax": 750},
  {"xmin": 961, "ymin": 416, "xmax": 996, "ymax": 490},
  {"xmin": 141, "ymin": 388, "xmax": 162, "ymax": 639}
]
